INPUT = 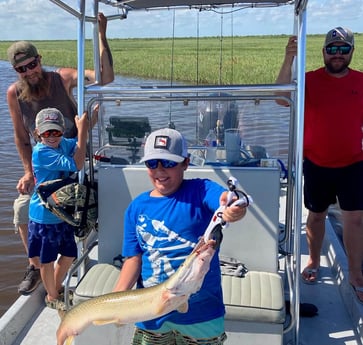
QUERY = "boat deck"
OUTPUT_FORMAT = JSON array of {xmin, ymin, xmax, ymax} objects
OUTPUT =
[
  {"xmin": 297, "ymin": 221, "xmax": 363, "ymax": 345},
  {"xmin": 3, "ymin": 211, "xmax": 362, "ymax": 345}
]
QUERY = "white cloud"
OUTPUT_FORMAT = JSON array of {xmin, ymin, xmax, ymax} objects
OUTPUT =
[{"xmin": 0, "ymin": 0, "xmax": 362, "ymax": 40}]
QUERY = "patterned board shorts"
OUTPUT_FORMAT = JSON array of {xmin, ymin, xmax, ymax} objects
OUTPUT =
[{"xmin": 132, "ymin": 317, "xmax": 227, "ymax": 345}]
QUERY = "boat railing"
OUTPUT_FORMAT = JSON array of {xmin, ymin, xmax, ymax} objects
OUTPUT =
[
  {"xmin": 59, "ymin": 88, "xmax": 299, "ymax": 344},
  {"xmin": 50, "ymin": 1, "xmax": 307, "ymax": 344}
]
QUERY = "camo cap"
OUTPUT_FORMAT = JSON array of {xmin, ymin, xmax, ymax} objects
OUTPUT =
[
  {"xmin": 7, "ymin": 41, "xmax": 38, "ymax": 66},
  {"xmin": 35, "ymin": 108, "xmax": 65, "ymax": 134}
]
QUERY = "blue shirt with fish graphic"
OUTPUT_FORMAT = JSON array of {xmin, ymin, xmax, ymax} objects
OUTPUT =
[{"xmin": 123, "ymin": 178, "xmax": 226, "ymax": 329}]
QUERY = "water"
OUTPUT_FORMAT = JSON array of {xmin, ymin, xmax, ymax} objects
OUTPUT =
[
  {"xmin": 0, "ymin": 60, "xmax": 292, "ymax": 318},
  {"xmin": 0, "ymin": 60, "xmax": 26, "ymax": 317}
]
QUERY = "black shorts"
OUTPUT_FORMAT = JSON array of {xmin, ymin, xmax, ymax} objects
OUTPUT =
[{"xmin": 303, "ymin": 159, "xmax": 363, "ymax": 212}]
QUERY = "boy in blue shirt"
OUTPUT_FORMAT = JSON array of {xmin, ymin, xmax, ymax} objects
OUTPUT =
[
  {"xmin": 113, "ymin": 128, "xmax": 247, "ymax": 344},
  {"xmin": 29, "ymin": 107, "xmax": 93, "ymax": 311}
]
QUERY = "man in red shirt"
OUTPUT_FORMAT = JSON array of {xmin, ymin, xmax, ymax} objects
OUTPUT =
[{"xmin": 276, "ymin": 27, "xmax": 363, "ymax": 303}]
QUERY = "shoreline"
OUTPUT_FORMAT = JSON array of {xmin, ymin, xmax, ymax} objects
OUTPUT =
[{"xmin": 1, "ymin": 34, "xmax": 363, "ymax": 84}]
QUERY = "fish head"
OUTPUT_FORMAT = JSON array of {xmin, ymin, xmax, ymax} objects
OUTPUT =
[
  {"xmin": 207, "ymin": 224, "xmax": 223, "ymax": 249},
  {"xmin": 165, "ymin": 238, "xmax": 217, "ymax": 296}
]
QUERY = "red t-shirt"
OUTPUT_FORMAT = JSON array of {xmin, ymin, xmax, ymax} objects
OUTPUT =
[{"xmin": 304, "ymin": 67, "xmax": 363, "ymax": 167}]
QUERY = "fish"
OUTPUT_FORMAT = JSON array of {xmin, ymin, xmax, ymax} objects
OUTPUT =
[
  {"xmin": 56, "ymin": 175, "xmax": 247, "ymax": 345},
  {"xmin": 56, "ymin": 235, "xmax": 220, "ymax": 345}
]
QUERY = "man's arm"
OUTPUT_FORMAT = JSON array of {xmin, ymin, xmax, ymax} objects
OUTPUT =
[
  {"xmin": 97, "ymin": 12, "xmax": 114, "ymax": 85},
  {"xmin": 7, "ymin": 84, "xmax": 34, "ymax": 194},
  {"xmin": 59, "ymin": 12, "xmax": 114, "ymax": 94},
  {"xmin": 275, "ymin": 36, "xmax": 297, "ymax": 106},
  {"xmin": 83, "ymin": 12, "xmax": 114, "ymax": 85}
]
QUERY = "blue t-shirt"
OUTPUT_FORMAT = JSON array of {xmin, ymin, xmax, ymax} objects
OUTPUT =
[
  {"xmin": 122, "ymin": 178, "xmax": 226, "ymax": 329},
  {"xmin": 29, "ymin": 138, "xmax": 78, "ymax": 224}
]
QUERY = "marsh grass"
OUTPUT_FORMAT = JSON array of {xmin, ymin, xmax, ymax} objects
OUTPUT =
[{"xmin": 1, "ymin": 34, "xmax": 363, "ymax": 84}]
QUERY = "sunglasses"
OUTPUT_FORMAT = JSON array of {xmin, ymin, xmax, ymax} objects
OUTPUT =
[
  {"xmin": 40, "ymin": 130, "xmax": 63, "ymax": 138},
  {"xmin": 325, "ymin": 45, "xmax": 352, "ymax": 55},
  {"xmin": 14, "ymin": 57, "xmax": 40, "ymax": 73},
  {"xmin": 145, "ymin": 159, "xmax": 179, "ymax": 169}
]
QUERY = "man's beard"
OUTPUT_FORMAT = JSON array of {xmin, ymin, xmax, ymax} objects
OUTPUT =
[
  {"xmin": 17, "ymin": 69, "xmax": 50, "ymax": 102},
  {"xmin": 324, "ymin": 57, "xmax": 351, "ymax": 75}
]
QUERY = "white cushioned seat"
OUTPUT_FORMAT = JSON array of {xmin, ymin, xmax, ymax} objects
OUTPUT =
[
  {"xmin": 73, "ymin": 264, "xmax": 120, "ymax": 304},
  {"xmin": 222, "ymin": 271, "xmax": 285, "ymax": 323}
]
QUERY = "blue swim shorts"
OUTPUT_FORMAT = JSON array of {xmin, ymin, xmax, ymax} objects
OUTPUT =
[{"xmin": 28, "ymin": 221, "xmax": 77, "ymax": 264}]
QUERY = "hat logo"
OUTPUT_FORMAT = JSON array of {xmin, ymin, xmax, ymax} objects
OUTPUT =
[
  {"xmin": 154, "ymin": 135, "xmax": 169, "ymax": 149},
  {"xmin": 44, "ymin": 114, "xmax": 60, "ymax": 122}
]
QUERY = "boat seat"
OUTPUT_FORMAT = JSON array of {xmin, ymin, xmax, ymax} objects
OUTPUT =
[
  {"xmin": 73, "ymin": 263, "xmax": 120, "ymax": 305},
  {"xmin": 222, "ymin": 271, "xmax": 285, "ymax": 324},
  {"xmin": 106, "ymin": 116, "xmax": 151, "ymax": 146},
  {"xmin": 73, "ymin": 264, "xmax": 285, "ymax": 326}
]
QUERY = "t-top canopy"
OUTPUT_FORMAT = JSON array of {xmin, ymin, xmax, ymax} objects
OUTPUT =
[{"xmin": 114, "ymin": 0, "xmax": 294, "ymax": 10}]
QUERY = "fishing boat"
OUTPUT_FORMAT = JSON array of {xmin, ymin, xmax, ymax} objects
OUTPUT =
[{"xmin": 0, "ymin": 1, "xmax": 362, "ymax": 344}]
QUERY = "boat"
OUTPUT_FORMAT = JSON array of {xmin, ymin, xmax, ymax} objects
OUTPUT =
[{"xmin": 1, "ymin": 1, "xmax": 362, "ymax": 345}]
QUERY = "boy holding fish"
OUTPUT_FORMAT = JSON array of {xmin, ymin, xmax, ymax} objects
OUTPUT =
[{"xmin": 113, "ymin": 128, "xmax": 247, "ymax": 344}]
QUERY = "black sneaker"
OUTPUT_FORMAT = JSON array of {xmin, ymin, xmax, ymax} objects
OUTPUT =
[{"xmin": 18, "ymin": 265, "xmax": 41, "ymax": 295}]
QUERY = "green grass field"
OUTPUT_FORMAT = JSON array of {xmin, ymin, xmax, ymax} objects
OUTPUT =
[{"xmin": 1, "ymin": 34, "xmax": 363, "ymax": 84}]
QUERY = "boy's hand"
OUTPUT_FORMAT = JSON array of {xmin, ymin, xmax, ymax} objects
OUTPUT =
[{"xmin": 220, "ymin": 191, "xmax": 247, "ymax": 223}]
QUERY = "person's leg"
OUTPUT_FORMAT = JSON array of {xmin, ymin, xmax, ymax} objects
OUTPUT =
[
  {"xmin": 341, "ymin": 210, "xmax": 363, "ymax": 302},
  {"xmin": 302, "ymin": 160, "xmax": 333, "ymax": 283},
  {"xmin": 14, "ymin": 195, "xmax": 42, "ymax": 294},
  {"xmin": 55, "ymin": 223, "xmax": 78, "ymax": 301},
  {"xmin": 36, "ymin": 223, "xmax": 69, "ymax": 311},
  {"xmin": 17, "ymin": 223, "xmax": 28, "ymax": 255},
  {"xmin": 305, "ymin": 211, "xmax": 327, "ymax": 265},
  {"xmin": 41, "ymin": 262, "xmax": 58, "ymax": 301},
  {"xmin": 337, "ymin": 162, "xmax": 363, "ymax": 302},
  {"xmin": 41, "ymin": 262, "xmax": 66, "ymax": 311},
  {"xmin": 18, "ymin": 222, "xmax": 40, "ymax": 268},
  {"xmin": 54, "ymin": 256, "xmax": 75, "ymax": 293},
  {"xmin": 14, "ymin": 194, "xmax": 31, "ymax": 255},
  {"xmin": 301, "ymin": 210, "xmax": 327, "ymax": 283}
]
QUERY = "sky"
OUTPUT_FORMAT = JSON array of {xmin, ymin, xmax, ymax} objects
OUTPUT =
[{"xmin": 0, "ymin": 0, "xmax": 362, "ymax": 41}]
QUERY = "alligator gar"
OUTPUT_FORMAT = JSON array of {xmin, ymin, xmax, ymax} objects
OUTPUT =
[{"xmin": 56, "ymin": 236, "xmax": 220, "ymax": 345}]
